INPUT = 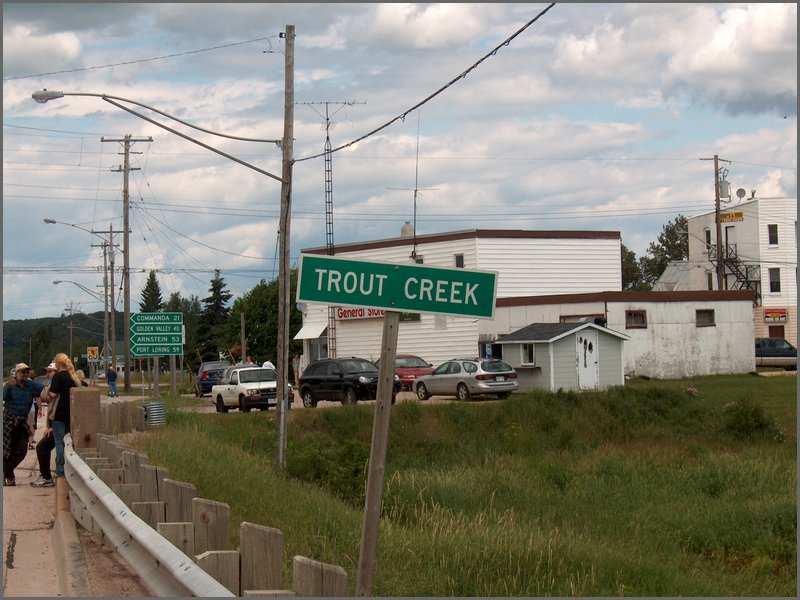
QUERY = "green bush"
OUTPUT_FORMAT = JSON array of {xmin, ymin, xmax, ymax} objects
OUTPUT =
[{"xmin": 722, "ymin": 399, "xmax": 781, "ymax": 441}]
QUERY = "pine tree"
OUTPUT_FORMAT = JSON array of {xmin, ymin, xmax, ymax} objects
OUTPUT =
[
  {"xmin": 139, "ymin": 270, "xmax": 164, "ymax": 312},
  {"xmin": 196, "ymin": 270, "xmax": 232, "ymax": 361}
]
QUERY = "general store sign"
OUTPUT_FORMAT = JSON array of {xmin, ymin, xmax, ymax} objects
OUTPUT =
[
  {"xmin": 335, "ymin": 307, "xmax": 420, "ymax": 322},
  {"xmin": 720, "ymin": 211, "xmax": 744, "ymax": 222},
  {"xmin": 297, "ymin": 255, "xmax": 497, "ymax": 319},
  {"xmin": 764, "ymin": 308, "xmax": 787, "ymax": 323}
]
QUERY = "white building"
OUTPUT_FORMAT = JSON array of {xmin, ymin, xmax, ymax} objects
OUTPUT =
[
  {"xmin": 686, "ymin": 197, "xmax": 797, "ymax": 345},
  {"xmin": 295, "ymin": 228, "xmax": 622, "ymax": 367},
  {"xmin": 294, "ymin": 227, "xmax": 758, "ymax": 380},
  {"xmin": 490, "ymin": 290, "xmax": 756, "ymax": 379}
]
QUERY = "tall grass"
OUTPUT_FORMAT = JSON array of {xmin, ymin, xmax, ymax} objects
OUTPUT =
[{"xmin": 130, "ymin": 375, "xmax": 796, "ymax": 596}]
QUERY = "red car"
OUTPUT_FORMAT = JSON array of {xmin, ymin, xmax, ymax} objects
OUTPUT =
[{"xmin": 375, "ymin": 354, "xmax": 434, "ymax": 391}]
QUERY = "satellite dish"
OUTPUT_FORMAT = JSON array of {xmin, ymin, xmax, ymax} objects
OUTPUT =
[{"xmin": 736, "ymin": 188, "xmax": 746, "ymax": 199}]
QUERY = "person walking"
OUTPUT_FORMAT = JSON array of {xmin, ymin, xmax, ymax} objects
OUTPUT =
[
  {"xmin": 42, "ymin": 353, "xmax": 82, "ymax": 480},
  {"xmin": 262, "ymin": 357, "xmax": 275, "ymax": 369},
  {"xmin": 107, "ymin": 365, "xmax": 118, "ymax": 397},
  {"xmin": 3, "ymin": 363, "xmax": 44, "ymax": 486}
]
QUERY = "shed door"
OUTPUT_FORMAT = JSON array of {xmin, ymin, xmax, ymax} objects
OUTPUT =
[{"xmin": 576, "ymin": 331, "xmax": 599, "ymax": 390}]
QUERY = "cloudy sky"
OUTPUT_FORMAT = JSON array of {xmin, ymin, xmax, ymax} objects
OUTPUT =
[{"xmin": 3, "ymin": 2, "xmax": 797, "ymax": 323}]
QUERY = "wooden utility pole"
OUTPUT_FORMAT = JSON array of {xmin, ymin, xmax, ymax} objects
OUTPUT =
[
  {"xmin": 240, "ymin": 312, "xmax": 247, "ymax": 363},
  {"xmin": 356, "ymin": 310, "xmax": 400, "ymax": 596},
  {"xmin": 103, "ymin": 134, "xmax": 152, "ymax": 391},
  {"xmin": 713, "ymin": 154, "xmax": 725, "ymax": 290},
  {"xmin": 276, "ymin": 25, "xmax": 295, "ymax": 467}
]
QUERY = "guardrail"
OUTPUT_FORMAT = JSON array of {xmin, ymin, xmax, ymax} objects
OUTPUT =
[
  {"xmin": 64, "ymin": 433, "xmax": 235, "ymax": 597},
  {"xmin": 65, "ymin": 397, "xmax": 349, "ymax": 597}
]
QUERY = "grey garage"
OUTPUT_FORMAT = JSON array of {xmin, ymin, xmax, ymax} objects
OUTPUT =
[{"xmin": 495, "ymin": 322, "xmax": 629, "ymax": 392}]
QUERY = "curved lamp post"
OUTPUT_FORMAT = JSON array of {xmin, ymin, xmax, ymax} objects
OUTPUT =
[
  {"xmin": 53, "ymin": 279, "xmax": 104, "ymax": 361},
  {"xmin": 46, "ymin": 219, "xmax": 116, "ymax": 371},
  {"xmin": 32, "ymin": 25, "xmax": 295, "ymax": 465}
]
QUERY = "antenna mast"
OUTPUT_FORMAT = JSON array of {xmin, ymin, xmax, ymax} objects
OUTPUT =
[{"xmin": 300, "ymin": 100, "xmax": 366, "ymax": 358}]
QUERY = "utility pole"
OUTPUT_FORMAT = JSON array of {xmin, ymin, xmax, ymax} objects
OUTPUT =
[
  {"xmin": 240, "ymin": 312, "xmax": 247, "ymax": 363},
  {"xmin": 102, "ymin": 134, "xmax": 152, "ymax": 391},
  {"xmin": 276, "ymin": 25, "xmax": 295, "ymax": 468},
  {"xmin": 91, "ymin": 225, "xmax": 123, "ymax": 374},
  {"xmin": 713, "ymin": 155, "xmax": 724, "ymax": 290}
]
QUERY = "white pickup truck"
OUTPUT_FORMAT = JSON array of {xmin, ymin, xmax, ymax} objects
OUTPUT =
[{"xmin": 210, "ymin": 365, "xmax": 292, "ymax": 412}]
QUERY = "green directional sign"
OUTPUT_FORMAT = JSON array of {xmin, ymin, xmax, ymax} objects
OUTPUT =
[
  {"xmin": 130, "ymin": 312, "xmax": 184, "ymax": 356},
  {"xmin": 130, "ymin": 312, "xmax": 183, "ymax": 324},
  {"xmin": 297, "ymin": 255, "xmax": 497, "ymax": 319},
  {"xmin": 130, "ymin": 344, "xmax": 183, "ymax": 358}
]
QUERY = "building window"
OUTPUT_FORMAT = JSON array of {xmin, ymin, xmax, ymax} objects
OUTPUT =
[
  {"xmin": 414, "ymin": 255, "xmax": 424, "ymax": 264},
  {"xmin": 706, "ymin": 272, "xmax": 714, "ymax": 291},
  {"xmin": 520, "ymin": 344, "xmax": 535, "ymax": 365},
  {"xmin": 768, "ymin": 224, "xmax": 779, "ymax": 245},
  {"xmin": 454, "ymin": 254, "xmax": 465, "ymax": 268},
  {"xmin": 704, "ymin": 228, "xmax": 711, "ymax": 248},
  {"xmin": 769, "ymin": 268, "xmax": 781, "ymax": 293},
  {"xmin": 696, "ymin": 309, "xmax": 715, "ymax": 327},
  {"xmin": 625, "ymin": 310, "xmax": 647, "ymax": 329}
]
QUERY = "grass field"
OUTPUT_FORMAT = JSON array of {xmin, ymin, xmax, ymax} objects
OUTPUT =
[{"xmin": 128, "ymin": 374, "xmax": 797, "ymax": 596}]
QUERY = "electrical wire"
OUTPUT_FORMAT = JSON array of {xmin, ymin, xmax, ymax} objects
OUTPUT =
[
  {"xmin": 3, "ymin": 36, "xmax": 274, "ymax": 81},
  {"xmin": 295, "ymin": 3, "xmax": 557, "ymax": 163}
]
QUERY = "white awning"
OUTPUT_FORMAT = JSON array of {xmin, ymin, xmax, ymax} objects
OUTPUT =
[{"xmin": 293, "ymin": 323, "xmax": 328, "ymax": 340}]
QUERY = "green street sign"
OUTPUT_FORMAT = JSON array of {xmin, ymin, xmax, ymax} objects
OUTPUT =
[
  {"xmin": 129, "ymin": 323, "xmax": 183, "ymax": 334},
  {"xmin": 130, "ymin": 312, "xmax": 183, "ymax": 325},
  {"xmin": 130, "ymin": 333, "xmax": 183, "ymax": 345},
  {"xmin": 297, "ymin": 254, "xmax": 497, "ymax": 319},
  {"xmin": 130, "ymin": 344, "xmax": 183, "ymax": 357},
  {"xmin": 129, "ymin": 312, "xmax": 184, "ymax": 356}
]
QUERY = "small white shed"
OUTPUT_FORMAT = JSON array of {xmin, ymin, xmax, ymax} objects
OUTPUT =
[{"xmin": 495, "ymin": 322, "xmax": 629, "ymax": 392}]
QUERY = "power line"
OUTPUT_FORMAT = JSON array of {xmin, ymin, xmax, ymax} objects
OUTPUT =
[
  {"xmin": 3, "ymin": 36, "xmax": 274, "ymax": 81},
  {"xmin": 295, "ymin": 3, "xmax": 557, "ymax": 163}
]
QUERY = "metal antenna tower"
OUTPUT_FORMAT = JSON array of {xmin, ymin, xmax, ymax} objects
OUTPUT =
[
  {"xmin": 388, "ymin": 112, "xmax": 438, "ymax": 260},
  {"xmin": 300, "ymin": 100, "xmax": 365, "ymax": 358}
]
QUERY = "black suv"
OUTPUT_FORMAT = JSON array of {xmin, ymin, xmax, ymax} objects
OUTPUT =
[
  {"xmin": 298, "ymin": 357, "xmax": 400, "ymax": 408},
  {"xmin": 194, "ymin": 360, "xmax": 233, "ymax": 397}
]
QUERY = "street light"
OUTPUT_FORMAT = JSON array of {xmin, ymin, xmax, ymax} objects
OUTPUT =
[
  {"xmin": 32, "ymin": 25, "xmax": 296, "ymax": 463},
  {"xmin": 46, "ymin": 219, "xmax": 117, "ymax": 370},
  {"xmin": 54, "ymin": 280, "xmax": 103, "ymax": 361}
]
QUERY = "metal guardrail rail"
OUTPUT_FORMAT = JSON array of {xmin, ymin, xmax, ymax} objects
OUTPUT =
[{"xmin": 64, "ymin": 433, "xmax": 235, "ymax": 597}]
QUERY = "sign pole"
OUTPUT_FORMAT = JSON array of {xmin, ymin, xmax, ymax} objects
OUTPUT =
[{"xmin": 356, "ymin": 310, "xmax": 400, "ymax": 596}]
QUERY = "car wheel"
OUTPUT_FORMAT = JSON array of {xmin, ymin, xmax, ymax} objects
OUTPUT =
[
  {"xmin": 342, "ymin": 387, "xmax": 357, "ymax": 405},
  {"xmin": 239, "ymin": 395, "xmax": 251, "ymax": 413},
  {"xmin": 302, "ymin": 389, "xmax": 316, "ymax": 408},
  {"xmin": 416, "ymin": 383, "xmax": 430, "ymax": 401},
  {"xmin": 497, "ymin": 392, "xmax": 511, "ymax": 399},
  {"xmin": 456, "ymin": 383, "xmax": 471, "ymax": 401},
  {"xmin": 216, "ymin": 396, "xmax": 228, "ymax": 413}
]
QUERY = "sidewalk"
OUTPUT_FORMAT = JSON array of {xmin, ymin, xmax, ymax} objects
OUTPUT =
[
  {"xmin": 3, "ymin": 392, "xmax": 149, "ymax": 597},
  {"xmin": 2, "ymin": 415, "xmax": 64, "ymax": 597}
]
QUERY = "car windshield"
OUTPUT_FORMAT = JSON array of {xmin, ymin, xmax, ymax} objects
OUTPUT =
[
  {"xmin": 481, "ymin": 360, "xmax": 513, "ymax": 373},
  {"xmin": 340, "ymin": 359, "xmax": 378, "ymax": 374},
  {"xmin": 239, "ymin": 368, "xmax": 276, "ymax": 384},
  {"xmin": 396, "ymin": 356, "xmax": 427, "ymax": 368}
]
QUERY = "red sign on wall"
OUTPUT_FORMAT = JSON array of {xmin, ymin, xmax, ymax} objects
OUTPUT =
[{"xmin": 764, "ymin": 308, "xmax": 787, "ymax": 323}]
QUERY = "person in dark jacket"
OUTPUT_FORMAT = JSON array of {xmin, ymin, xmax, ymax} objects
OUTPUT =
[
  {"xmin": 43, "ymin": 352, "xmax": 82, "ymax": 478},
  {"xmin": 3, "ymin": 363, "xmax": 44, "ymax": 486},
  {"xmin": 107, "ymin": 365, "xmax": 118, "ymax": 397}
]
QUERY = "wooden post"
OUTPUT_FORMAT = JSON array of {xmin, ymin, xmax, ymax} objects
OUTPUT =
[
  {"xmin": 293, "ymin": 556, "xmax": 348, "ymax": 597},
  {"xmin": 139, "ymin": 463, "xmax": 169, "ymax": 502},
  {"xmin": 163, "ymin": 479, "xmax": 197, "ymax": 523},
  {"xmin": 131, "ymin": 501, "xmax": 166, "ymax": 529},
  {"xmin": 196, "ymin": 550, "xmax": 240, "ymax": 595},
  {"xmin": 240, "ymin": 522, "xmax": 284, "ymax": 592},
  {"xmin": 70, "ymin": 387, "xmax": 101, "ymax": 449},
  {"xmin": 157, "ymin": 522, "xmax": 195, "ymax": 557},
  {"xmin": 356, "ymin": 310, "xmax": 399, "ymax": 596},
  {"xmin": 193, "ymin": 497, "xmax": 230, "ymax": 554}
]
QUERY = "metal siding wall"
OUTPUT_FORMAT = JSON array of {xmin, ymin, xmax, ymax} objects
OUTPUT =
[
  {"xmin": 551, "ymin": 336, "xmax": 578, "ymax": 391},
  {"xmin": 475, "ymin": 238, "xmax": 621, "ymax": 297}
]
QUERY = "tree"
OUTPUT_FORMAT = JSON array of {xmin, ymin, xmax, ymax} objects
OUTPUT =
[
  {"xmin": 196, "ymin": 270, "xmax": 232, "ymax": 361},
  {"xmin": 164, "ymin": 291, "xmax": 202, "ymax": 370},
  {"xmin": 638, "ymin": 215, "xmax": 689, "ymax": 289},
  {"xmin": 139, "ymin": 270, "xmax": 164, "ymax": 312},
  {"xmin": 621, "ymin": 243, "xmax": 646, "ymax": 290}
]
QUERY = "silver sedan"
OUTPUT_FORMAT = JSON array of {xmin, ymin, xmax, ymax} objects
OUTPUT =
[{"xmin": 412, "ymin": 357, "xmax": 518, "ymax": 401}]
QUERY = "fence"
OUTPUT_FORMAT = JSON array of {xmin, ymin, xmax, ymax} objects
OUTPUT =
[{"xmin": 64, "ymin": 389, "xmax": 348, "ymax": 597}]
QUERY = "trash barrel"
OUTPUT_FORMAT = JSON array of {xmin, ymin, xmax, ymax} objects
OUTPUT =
[{"xmin": 143, "ymin": 400, "xmax": 166, "ymax": 428}]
